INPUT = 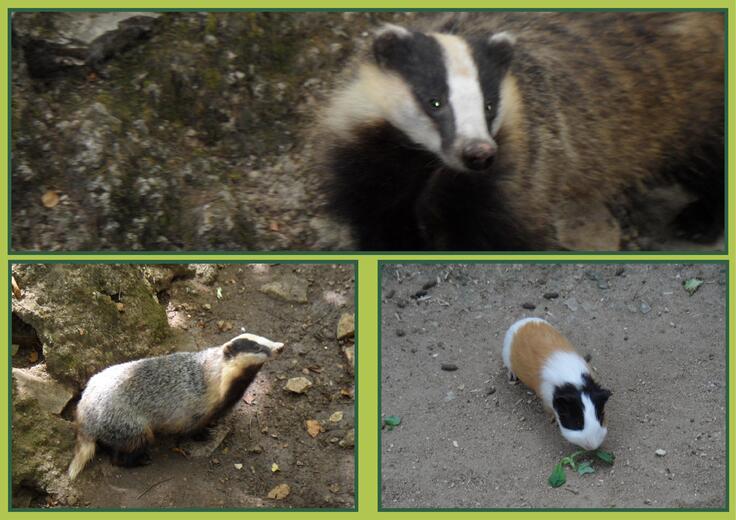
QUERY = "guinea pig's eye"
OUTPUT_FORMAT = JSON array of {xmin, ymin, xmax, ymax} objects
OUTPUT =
[{"xmin": 429, "ymin": 98, "xmax": 442, "ymax": 110}]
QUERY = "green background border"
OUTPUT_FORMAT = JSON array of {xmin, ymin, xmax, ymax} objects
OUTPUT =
[{"xmin": 2, "ymin": 2, "xmax": 734, "ymax": 518}]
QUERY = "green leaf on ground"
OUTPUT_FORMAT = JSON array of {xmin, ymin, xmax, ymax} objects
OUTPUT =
[
  {"xmin": 548, "ymin": 463, "xmax": 566, "ymax": 488},
  {"xmin": 595, "ymin": 449, "xmax": 615, "ymax": 464},
  {"xmin": 549, "ymin": 449, "xmax": 615, "ymax": 488},
  {"xmin": 560, "ymin": 456, "xmax": 575, "ymax": 470},
  {"xmin": 384, "ymin": 416, "xmax": 401, "ymax": 430},
  {"xmin": 683, "ymin": 278, "xmax": 704, "ymax": 296},
  {"xmin": 576, "ymin": 460, "xmax": 595, "ymax": 475}
]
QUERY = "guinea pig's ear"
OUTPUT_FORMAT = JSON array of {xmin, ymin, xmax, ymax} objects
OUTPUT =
[
  {"xmin": 486, "ymin": 31, "xmax": 515, "ymax": 69},
  {"xmin": 373, "ymin": 24, "xmax": 412, "ymax": 69},
  {"xmin": 598, "ymin": 388, "xmax": 612, "ymax": 403}
]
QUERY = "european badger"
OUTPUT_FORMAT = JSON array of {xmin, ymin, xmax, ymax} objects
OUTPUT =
[
  {"xmin": 318, "ymin": 12, "xmax": 724, "ymax": 251},
  {"xmin": 68, "ymin": 333, "xmax": 284, "ymax": 480}
]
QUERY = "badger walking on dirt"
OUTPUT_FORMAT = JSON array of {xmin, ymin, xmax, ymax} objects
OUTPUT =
[
  {"xmin": 318, "ymin": 12, "xmax": 724, "ymax": 251},
  {"xmin": 68, "ymin": 333, "xmax": 284, "ymax": 480}
]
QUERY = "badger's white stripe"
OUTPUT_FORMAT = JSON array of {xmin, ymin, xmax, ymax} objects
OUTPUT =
[
  {"xmin": 502, "ymin": 317, "xmax": 548, "ymax": 370},
  {"xmin": 433, "ymin": 33, "xmax": 492, "ymax": 145},
  {"xmin": 491, "ymin": 75, "xmax": 509, "ymax": 137},
  {"xmin": 323, "ymin": 64, "xmax": 442, "ymax": 155}
]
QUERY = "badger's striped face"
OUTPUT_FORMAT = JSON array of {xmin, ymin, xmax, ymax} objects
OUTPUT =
[
  {"xmin": 223, "ymin": 333, "xmax": 285, "ymax": 362},
  {"xmin": 372, "ymin": 24, "xmax": 514, "ymax": 172}
]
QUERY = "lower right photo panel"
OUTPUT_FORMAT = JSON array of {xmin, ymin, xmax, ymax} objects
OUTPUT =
[{"xmin": 380, "ymin": 262, "xmax": 727, "ymax": 510}]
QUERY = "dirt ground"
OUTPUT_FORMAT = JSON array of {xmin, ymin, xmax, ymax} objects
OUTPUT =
[
  {"xmin": 22, "ymin": 263, "xmax": 355, "ymax": 509},
  {"xmin": 380, "ymin": 263, "xmax": 726, "ymax": 509}
]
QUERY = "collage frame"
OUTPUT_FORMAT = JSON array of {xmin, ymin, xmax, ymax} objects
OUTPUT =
[{"xmin": 2, "ymin": 2, "xmax": 735, "ymax": 519}]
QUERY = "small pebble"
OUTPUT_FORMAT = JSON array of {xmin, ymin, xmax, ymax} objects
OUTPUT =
[
  {"xmin": 285, "ymin": 377, "xmax": 312, "ymax": 394},
  {"xmin": 422, "ymin": 279, "xmax": 438, "ymax": 290},
  {"xmin": 487, "ymin": 386, "xmax": 497, "ymax": 395},
  {"xmin": 521, "ymin": 302, "xmax": 536, "ymax": 310},
  {"xmin": 412, "ymin": 289, "xmax": 428, "ymax": 299},
  {"xmin": 655, "ymin": 449, "xmax": 667, "ymax": 457},
  {"xmin": 543, "ymin": 292, "xmax": 559, "ymax": 300}
]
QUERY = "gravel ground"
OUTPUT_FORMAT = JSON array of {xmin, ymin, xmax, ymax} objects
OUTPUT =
[{"xmin": 381, "ymin": 263, "xmax": 727, "ymax": 509}]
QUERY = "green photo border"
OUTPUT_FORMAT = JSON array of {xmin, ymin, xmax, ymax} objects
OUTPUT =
[{"xmin": 0, "ymin": 2, "xmax": 734, "ymax": 518}]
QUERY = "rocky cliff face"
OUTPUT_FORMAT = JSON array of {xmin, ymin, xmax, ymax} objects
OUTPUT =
[{"xmin": 11, "ymin": 11, "xmax": 409, "ymax": 251}]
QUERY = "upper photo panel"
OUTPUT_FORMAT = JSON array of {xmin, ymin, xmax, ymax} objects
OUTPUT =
[{"xmin": 10, "ymin": 11, "xmax": 726, "ymax": 252}]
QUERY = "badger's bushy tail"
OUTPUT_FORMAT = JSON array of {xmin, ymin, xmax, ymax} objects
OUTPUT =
[{"xmin": 68, "ymin": 434, "xmax": 96, "ymax": 480}]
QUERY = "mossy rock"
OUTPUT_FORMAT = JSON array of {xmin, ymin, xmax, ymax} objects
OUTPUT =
[
  {"xmin": 11, "ymin": 374, "xmax": 76, "ymax": 502},
  {"xmin": 12, "ymin": 264, "xmax": 171, "ymax": 388}
]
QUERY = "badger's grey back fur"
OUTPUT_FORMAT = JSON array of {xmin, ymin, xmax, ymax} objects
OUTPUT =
[
  {"xmin": 77, "ymin": 351, "xmax": 213, "ymax": 446},
  {"xmin": 68, "ymin": 333, "xmax": 284, "ymax": 480},
  {"xmin": 318, "ymin": 12, "xmax": 724, "ymax": 251}
]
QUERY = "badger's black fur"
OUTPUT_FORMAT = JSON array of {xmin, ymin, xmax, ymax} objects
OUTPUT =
[
  {"xmin": 318, "ymin": 12, "xmax": 725, "ymax": 251},
  {"xmin": 327, "ymin": 124, "xmax": 532, "ymax": 250}
]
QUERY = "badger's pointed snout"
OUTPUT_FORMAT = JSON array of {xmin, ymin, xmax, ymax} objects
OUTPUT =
[
  {"xmin": 270, "ymin": 342, "xmax": 285, "ymax": 356},
  {"xmin": 461, "ymin": 139, "xmax": 497, "ymax": 171}
]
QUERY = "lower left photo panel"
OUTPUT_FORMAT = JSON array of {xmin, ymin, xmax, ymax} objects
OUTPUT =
[{"xmin": 10, "ymin": 262, "xmax": 356, "ymax": 510}]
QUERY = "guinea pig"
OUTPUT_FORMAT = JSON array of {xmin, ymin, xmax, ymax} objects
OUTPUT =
[{"xmin": 502, "ymin": 317, "xmax": 611, "ymax": 450}]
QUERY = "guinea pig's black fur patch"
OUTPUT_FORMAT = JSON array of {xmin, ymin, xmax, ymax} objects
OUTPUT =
[
  {"xmin": 554, "ymin": 376, "xmax": 612, "ymax": 430},
  {"xmin": 552, "ymin": 384, "xmax": 584, "ymax": 430}
]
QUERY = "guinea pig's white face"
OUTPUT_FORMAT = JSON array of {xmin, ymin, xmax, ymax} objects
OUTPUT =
[
  {"xmin": 557, "ymin": 392, "xmax": 608, "ymax": 450},
  {"xmin": 552, "ymin": 375, "xmax": 611, "ymax": 451}
]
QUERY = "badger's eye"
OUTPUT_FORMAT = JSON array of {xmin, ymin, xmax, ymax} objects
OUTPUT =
[
  {"xmin": 429, "ymin": 98, "xmax": 442, "ymax": 110},
  {"xmin": 485, "ymin": 102, "xmax": 493, "ymax": 112}
]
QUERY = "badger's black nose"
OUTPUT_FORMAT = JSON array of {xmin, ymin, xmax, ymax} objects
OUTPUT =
[{"xmin": 462, "ymin": 140, "xmax": 497, "ymax": 171}]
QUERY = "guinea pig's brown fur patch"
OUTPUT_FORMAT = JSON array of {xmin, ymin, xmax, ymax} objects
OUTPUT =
[{"xmin": 510, "ymin": 321, "xmax": 577, "ymax": 396}]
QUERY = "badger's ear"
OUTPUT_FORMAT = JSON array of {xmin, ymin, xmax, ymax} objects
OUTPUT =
[
  {"xmin": 487, "ymin": 31, "xmax": 516, "ymax": 68},
  {"xmin": 373, "ymin": 24, "xmax": 412, "ymax": 68}
]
